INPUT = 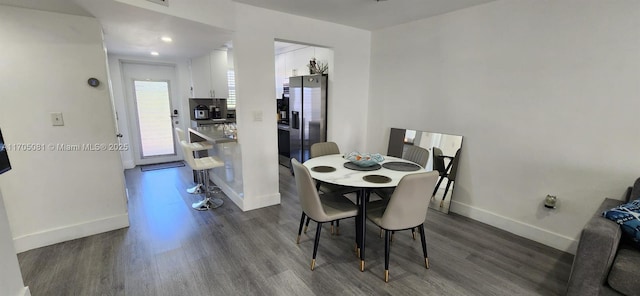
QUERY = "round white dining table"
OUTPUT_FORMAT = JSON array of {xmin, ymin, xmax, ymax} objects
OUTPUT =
[{"xmin": 302, "ymin": 154, "xmax": 426, "ymax": 271}]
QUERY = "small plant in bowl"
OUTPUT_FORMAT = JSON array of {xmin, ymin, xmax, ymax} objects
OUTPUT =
[{"xmin": 344, "ymin": 152, "xmax": 385, "ymax": 167}]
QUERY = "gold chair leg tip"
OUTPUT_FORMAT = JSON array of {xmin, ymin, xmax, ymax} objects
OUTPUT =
[
  {"xmin": 384, "ymin": 270, "xmax": 389, "ymax": 282},
  {"xmin": 311, "ymin": 259, "xmax": 316, "ymax": 270},
  {"xmin": 296, "ymin": 236, "xmax": 300, "ymax": 244},
  {"xmin": 303, "ymin": 226, "xmax": 308, "ymax": 233},
  {"xmin": 412, "ymin": 233, "xmax": 416, "ymax": 240},
  {"xmin": 425, "ymin": 258, "xmax": 430, "ymax": 269},
  {"xmin": 360, "ymin": 260, "xmax": 365, "ymax": 272}
]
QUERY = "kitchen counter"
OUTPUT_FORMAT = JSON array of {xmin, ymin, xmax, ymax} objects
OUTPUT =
[
  {"xmin": 277, "ymin": 123, "xmax": 290, "ymax": 131},
  {"xmin": 188, "ymin": 126, "xmax": 243, "ymax": 208},
  {"xmin": 188, "ymin": 126, "xmax": 237, "ymax": 144},
  {"xmin": 191, "ymin": 119, "xmax": 236, "ymax": 128}
]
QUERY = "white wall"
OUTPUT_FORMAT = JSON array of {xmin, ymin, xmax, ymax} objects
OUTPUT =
[
  {"xmin": 232, "ymin": 3, "xmax": 371, "ymax": 210},
  {"xmin": 0, "ymin": 188, "xmax": 29, "ymax": 296},
  {"xmin": 108, "ymin": 55, "xmax": 193, "ymax": 169},
  {"xmin": 0, "ymin": 6, "xmax": 129, "ymax": 252},
  {"xmin": 367, "ymin": 0, "xmax": 640, "ymax": 253}
]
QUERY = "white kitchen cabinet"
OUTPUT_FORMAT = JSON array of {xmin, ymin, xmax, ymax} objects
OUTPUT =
[
  {"xmin": 191, "ymin": 49, "xmax": 229, "ymax": 98},
  {"xmin": 209, "ymin": 50, "xmax": 229, "ymax": 98},
  {"xmin": 191, "ymin": 54, "xmax": 211, "ymax": 98},
  {"xmin": 274, "ymin": 45, "xmax": 333, "ymax": 98}
]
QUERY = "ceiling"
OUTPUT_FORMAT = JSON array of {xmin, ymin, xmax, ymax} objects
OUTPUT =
[
  {"xmin": 0, "ymin": 0, "xmax": 495, "ymax": 58},
  {"xmin": 233, "ymin": 0, "xmax": 496, "ymax": 31},
  {"xmin": 0, "ymin": 0, "xmax": 233, "ymax": 59}
]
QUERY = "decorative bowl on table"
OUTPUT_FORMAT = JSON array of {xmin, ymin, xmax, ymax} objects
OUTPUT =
[{"xmin": 344, "ymin": 152, "xmax": 385, "ymax": 167}]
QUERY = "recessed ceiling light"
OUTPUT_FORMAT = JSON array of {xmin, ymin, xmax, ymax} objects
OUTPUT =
[
  {"xmin": 150, "ymin": 51, "xmax": 159, "ymax": 56},
  {"xmin": 161, "ymin": 36, "xmax": 173, "ymax": 43}
]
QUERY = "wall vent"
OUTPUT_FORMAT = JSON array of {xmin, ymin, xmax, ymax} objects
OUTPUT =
[{"xmin": 146, "ymin": 0, "xmax": 168, "ymax": 6}]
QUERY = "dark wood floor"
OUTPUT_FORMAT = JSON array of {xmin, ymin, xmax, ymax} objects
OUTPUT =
[{"xmin": 17, "ymin": 165, "xmax": 574, "ymax": 295}]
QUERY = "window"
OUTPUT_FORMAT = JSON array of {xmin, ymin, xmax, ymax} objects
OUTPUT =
[{"xmin": 227, "ymin": 69, "xmax": 236, "ymax": 110}]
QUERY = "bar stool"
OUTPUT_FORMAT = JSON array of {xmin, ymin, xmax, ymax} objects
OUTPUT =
[
  {"xmin": 175, "ymin": 128, "xmax": 213, "ymax": 194},
  {"xmin": 177, "ymin": 137, "xmax": 224, "ymax": 210}
]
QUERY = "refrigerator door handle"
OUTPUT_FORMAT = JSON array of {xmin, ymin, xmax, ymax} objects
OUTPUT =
[{"xmin": 291, "ymin": 111, "xmax": 300, "ymax": 129}]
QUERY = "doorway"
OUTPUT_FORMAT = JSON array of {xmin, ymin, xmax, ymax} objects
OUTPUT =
[{"xmin": 122, "ymin": 62, "xmax": 181, "ymax": 165}]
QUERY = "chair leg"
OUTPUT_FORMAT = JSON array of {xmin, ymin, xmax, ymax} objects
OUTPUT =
[
  {"xmin": 331, "ymin": 221, "xmax": 334, "ymax": 235},
  {"xmin": 297, "ymin": 212, "xmax": 306, "ymax": 244},
  {"xmin": 311, "ymin": 222, "xmax": 323, "ymax": 270},
  {"xmin": 384, "ymin": 229, "xmax": 391, "ymax": 282},
  {"xmin": 432, "ymin": 175, "xmax": 445, "ymax": 197},
  {"xmin": 418, "ymin": 224, "xmax": 429, "ymax": 269},
  {"xmin": 411, "ymin": 228, "xmax": 416, "ymax": 240},
  {"xmin": 304, "ymin": 217, "xmax": 311, "ymax": 233},
  {"xmin": 440, "ymin": 179, "xmax": 454, "ymax": 207},
  {"xmin": 336, "ymin": 219, "xmax": 340, "ymax": 235}
]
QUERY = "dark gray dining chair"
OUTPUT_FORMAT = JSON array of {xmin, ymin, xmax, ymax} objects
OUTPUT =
[
  {"xmin": 291, "ymin": 158, "xmax": 358, "ymax": 270},
  {"xmin": 366, "ymin": 171, "xmax": 439, "ymax": 282}
]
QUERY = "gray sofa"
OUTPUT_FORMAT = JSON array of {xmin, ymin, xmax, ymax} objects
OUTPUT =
[{"xmin": 566, "ymin": 178, "xmax": 640, "ymax": 296}]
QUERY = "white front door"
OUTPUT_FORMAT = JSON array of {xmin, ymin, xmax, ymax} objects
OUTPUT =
[{"xmin": 122, "ymin": 62, "xmax": 181, "ymax": 165}]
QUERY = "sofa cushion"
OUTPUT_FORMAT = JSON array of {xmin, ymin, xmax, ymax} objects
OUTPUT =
[
  {"xmin": 608, "ymin": 248, "xmax": 640, "ymax": 296},
  {"xmin": 603, "ymin": 199, "xmax": 640, "ymax": 247}
]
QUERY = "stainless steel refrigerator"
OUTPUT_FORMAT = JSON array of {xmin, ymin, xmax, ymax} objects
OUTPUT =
[{"xmin": 288, "ymin": 74, "xmax": 327, "ymax": 167}]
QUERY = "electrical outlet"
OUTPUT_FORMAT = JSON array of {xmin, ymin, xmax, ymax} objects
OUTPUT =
[{"xmin": 51, "ymin": 112, "xmax": 64, "ymax": 126}]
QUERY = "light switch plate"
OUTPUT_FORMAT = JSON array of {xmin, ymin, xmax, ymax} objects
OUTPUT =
[
  {"xmin": 51, "ymin": 112, "xmax": 64, "ymax": 126},
  {"xmin": 253, "ymin": 111, "xmax": 263, "ymax": 122}
]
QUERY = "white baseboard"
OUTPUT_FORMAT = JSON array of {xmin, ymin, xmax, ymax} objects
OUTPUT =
[
  {"xmin": 450, "ymin": 201, "xmax": 578, "ymax": 254},
  {"xmin": 13, "ymin": 214, "xmax": 129, "ymax": 253},
  {"xmin": 211, "ymin": 174, "xmax": 244, "ymax": 210},
  {"xmin": 242, "ymin": 193, "xmax": 281, "ymax": 212},
  {"xmin": 210, "ymin": 173, "xmax": 280, "ymax": 211}
]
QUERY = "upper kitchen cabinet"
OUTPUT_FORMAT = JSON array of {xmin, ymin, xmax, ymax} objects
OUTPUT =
[
  {"xmin": 274, "ymin": 43, "xmax": 333, "ymax": 99},
  {"xmin": 191, "ymin": 49, "xmax": 229, "ymax": 98}
]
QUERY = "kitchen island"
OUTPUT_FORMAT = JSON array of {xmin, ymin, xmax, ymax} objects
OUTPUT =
[{"xmin": 188, "ymin": 125, "xmax": 244, "ymax": 208}]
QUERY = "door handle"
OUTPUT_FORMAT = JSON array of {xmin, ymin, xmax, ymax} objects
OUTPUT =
[{"xmin": 116, "ymin": 133, "xmax": 123, "ymax": 138}]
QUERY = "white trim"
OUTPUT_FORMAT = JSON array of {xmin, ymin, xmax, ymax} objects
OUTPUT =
[
  {"xmin": 242, "ymin": 193, "xmax": 281, "ymax": 212},
  {"xmin": 20, "ymin": 287, "xmax": 30, "ymax": 296},
  {"xmin": 122, "ymin": 159, "xmax": 135, "ymax": 170},
  {"xmin": 210, "ymin": 172, "xmax": 280, "ymax": 211},
  {"xmin": 211, "ymin": 173, "xmax": 244, "ymax": 210},
  {"xmin": 450, "ymin": 201, "xmax": 578, "ymax": 254},
  {"xmin": 13, "ymin": 214, "xmax": 129, "ymax": 253}
]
